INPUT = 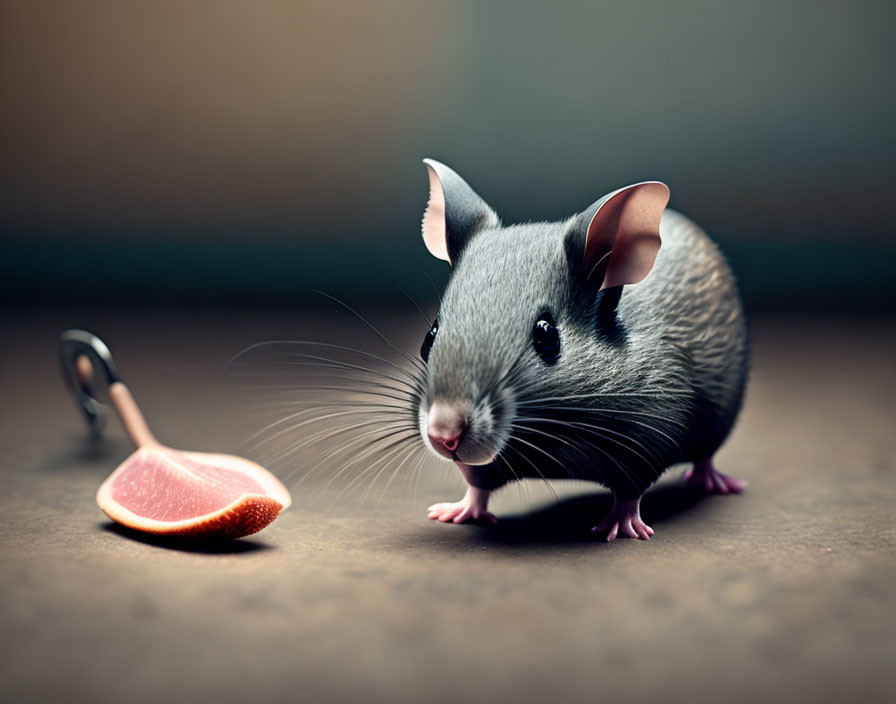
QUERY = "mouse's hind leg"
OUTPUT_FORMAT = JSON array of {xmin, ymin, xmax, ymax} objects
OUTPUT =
[{"xmin": 684, "ymin": 458, "xmax": 748, "ymax": 494}]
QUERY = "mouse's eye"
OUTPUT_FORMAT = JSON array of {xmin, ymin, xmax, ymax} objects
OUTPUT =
[
  {"xmin": 532, "ymin": 312, "xmax": 560, "ymax": 364},
  {"xmin": 420, "ymin": 319, "xmax": 438, "ymax": 362}
]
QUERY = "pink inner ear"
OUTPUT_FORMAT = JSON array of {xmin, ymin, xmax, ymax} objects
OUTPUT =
[
  {"xmin": 422, "ymin": 164, "xmax": 451, "ymax": 263},
  {"xmin": 585, "ymin": 182, "xmax": 670, "ymax": 290}
]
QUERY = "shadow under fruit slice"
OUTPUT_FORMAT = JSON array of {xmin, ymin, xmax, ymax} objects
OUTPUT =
[{"xmin": 97, "ymin": 446, "xmax": 291, "ymax": 539}]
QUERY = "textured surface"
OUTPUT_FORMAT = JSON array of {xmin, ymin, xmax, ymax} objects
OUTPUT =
[{"xmin": 1, "ymin": 307, "xmax": 894, "ymax": 704}]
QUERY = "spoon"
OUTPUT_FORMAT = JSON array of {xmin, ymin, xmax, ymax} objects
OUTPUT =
[{"xmin": 59, "ymin": 329, "xmax": 291, "ymax": 539}]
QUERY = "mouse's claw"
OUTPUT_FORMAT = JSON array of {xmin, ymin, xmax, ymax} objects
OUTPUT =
[
  {"xmin": 591, "ymin": 497, "xmax": 653, "ymax": 541},
  {"xmin": 427, "ymin": 485, "xmax": 496, "ymax": 525},
  {"xmin": 684, "ymin": 459, "xmax": 748, "ymax": 494}
]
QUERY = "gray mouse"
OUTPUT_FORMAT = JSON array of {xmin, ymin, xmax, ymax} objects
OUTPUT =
[{"xmin": 413, "ymin": 158, "xmax": 749, "ymax": 540}]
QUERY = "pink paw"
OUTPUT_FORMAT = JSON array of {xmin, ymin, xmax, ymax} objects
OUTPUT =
[
  {"xmin": 685, "ymin": 460, "xmax": 748, "ymax": 495},
  {"xmin": 427, "ymin": 486, "xmax": 496, "ymax": 525},
  {"xmin": 591, "ymin": 498, "xmax": 653, "ymax": 541}
]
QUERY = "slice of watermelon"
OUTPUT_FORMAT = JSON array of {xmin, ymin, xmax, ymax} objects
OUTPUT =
[{"xmin": 96, "ymin": 446, "xmax": 292, "ymax": 539}]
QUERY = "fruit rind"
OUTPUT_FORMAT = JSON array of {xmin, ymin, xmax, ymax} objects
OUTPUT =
[{"xmin": 97, "ymin": 489, "xmax": 284, "ymax": 539}]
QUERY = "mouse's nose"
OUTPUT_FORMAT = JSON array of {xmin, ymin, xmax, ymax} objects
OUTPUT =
[{"xmin": 427, "ymin": 401, "xmax": 468, "ymax": 457}]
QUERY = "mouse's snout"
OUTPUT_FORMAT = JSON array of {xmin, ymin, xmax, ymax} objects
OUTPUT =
[
  {"xmin": 420, "ymin": 386, "xmax": 511, "ymax": 466},
  {"xmin": 427, "ymin": 401, "xmax": 468, "ymax": 459}
]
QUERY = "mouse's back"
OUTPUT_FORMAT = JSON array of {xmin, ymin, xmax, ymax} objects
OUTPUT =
[{"xmin": 618, "ymin": 209, "xmax": 750, "ymax": 463}]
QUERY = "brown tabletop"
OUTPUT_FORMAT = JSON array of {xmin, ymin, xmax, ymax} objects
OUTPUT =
[{"xmin": 1, "ymin": 306, "xmax": 894, "ymax": 704}]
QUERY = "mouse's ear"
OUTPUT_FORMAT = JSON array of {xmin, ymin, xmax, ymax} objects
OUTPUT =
[
  {"xmin": 422, "ymin": 159, "xmax": 500, "ymax": 264},
  {"xmin": 578, "ymin": 181, "xmax": 670, "ymax": 290}
]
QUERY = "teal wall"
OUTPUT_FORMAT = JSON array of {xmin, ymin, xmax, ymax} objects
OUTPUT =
[{"xmin": 2, "ymin": 1, "xmax": 894, "ymax": 309}]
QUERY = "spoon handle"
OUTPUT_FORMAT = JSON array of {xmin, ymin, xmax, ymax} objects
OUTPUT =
[{"xmin": 108, "ymin": 382, "xmax": 158, "ymax": 449}]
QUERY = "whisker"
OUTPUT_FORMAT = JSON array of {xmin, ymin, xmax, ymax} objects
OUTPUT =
[
  {"xmin": 514, "ymin": 416, "xmax": 664, "ymax": 469},
  {"xmin": 312, "ymin": 290, "xmax": 427, "ymax": 375},
  {"xmin": 418, "ymin": 265, "xmax": 444, "ymax": 307},
  {"xmin": 494, "ymin": 452, "xmax": 527, "ymax": 512},
  {"xmin": 578, "ymin": 413, "xmax": 683, "ymax": 452},
  {"xmin": 367, "ymin": 443, "xmax": 423, "ymax": 509},
  {"xmin": 522, "ymin": 404, "xmax": 688, "ymax": 431},
  {"xmin": 247, "ymin": 406, "xmax": 409, "ymax": 446},
  {"xmin": 502, "ymin": 441, "xmax": 560, "ymax": 504},
  {"xmin": 248, "ymin": 384, "xmax": 418, "ymax": 407},
  {"xmin": 412, "ymin": 449, "xmax": 428, "ymax": 509},
  {"xmin": 250, "ymin": 398, "xmax": 411, "ymax": 415},
  {"xmin": 237, "ymin": 375, "xmax": 416, "ymax": 402},
  {"xmin": 230, "ymin": 353, "xmax": 424, "ymax": 396},
  {"xmin": 508, "ymin": 422, "xmax": 585, "ymax": 478},
  {"xmin": 480, "ymin": 343, "xmax": 530, "ymax": 403},
  {"xmin": 561, "ymin": 418, "xmax": 668, "ymax": 465},
  {"xmin": 510, "ymin": 422, "xmax": 643, "ymax": 493},
  {"xmin": 275, "ymin": 416, "xmax": 415, "ymax": 465},
  {"xmin": 497, "ymin": 449, "xmax": 535, "ymax": 512},
  {"xmin": 394, "ymin": 447, "xmax": 430, "ymax": 512},
  {"xmin": 515, "ymin": 390, "xmax": 688, "ymax": 404},
  {"xmin": 291, "ymin": 425, "xmax": 418, "ymax": 494},
  {"xmin": 397, "ymin": 285, "xmax": 434, "ymax": 327},
  {"xmin": 220, "ymin": 339, "xmax": 421, "ymax": 386},
  {"xmin": 274, "ymin": 417, "xmax": 416, "ymax": 470},
  {"xmin": 326, "ymin": 431, "xmax": 421, "ymax": 507},
  {"xmin": 248, "ymin": 406, "xmax": 414, "ymax": 457},
  {"xmin": 236, "ymin": 374, "xmax": 420, "ymax": 412}
]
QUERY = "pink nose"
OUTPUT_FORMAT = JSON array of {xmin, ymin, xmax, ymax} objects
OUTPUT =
[
  {"xmin": 427, "ymin": 402, "xmax": 467, "ymax": 456},
  {"xmin": 429, "ymin": 429, "xmax": 463, "ymax": 452}
]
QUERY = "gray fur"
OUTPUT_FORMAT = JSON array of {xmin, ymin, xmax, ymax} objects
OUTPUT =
[{"xmin": 416, "ymin": 167, "xmax": 749, "ymax": 502}]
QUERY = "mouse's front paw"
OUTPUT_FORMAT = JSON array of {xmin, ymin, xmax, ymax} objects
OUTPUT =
[
  {"xmin": 591, "ymin": 497, "xmax": 653, "ymax": 541},
  {"xmin": 427, "ymin": 485, "xmax": 496, "ymax": 524}
]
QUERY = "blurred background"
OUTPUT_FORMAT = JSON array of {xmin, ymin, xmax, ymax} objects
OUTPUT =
[{"xmin": 2, "ymin": 0, "xmax": 894, "ymax": 310}]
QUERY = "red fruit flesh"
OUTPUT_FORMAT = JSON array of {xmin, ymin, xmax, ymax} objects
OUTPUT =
[{"xmin": 97, "ymin": 446, "xmax": 291, "ymax": 539}]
